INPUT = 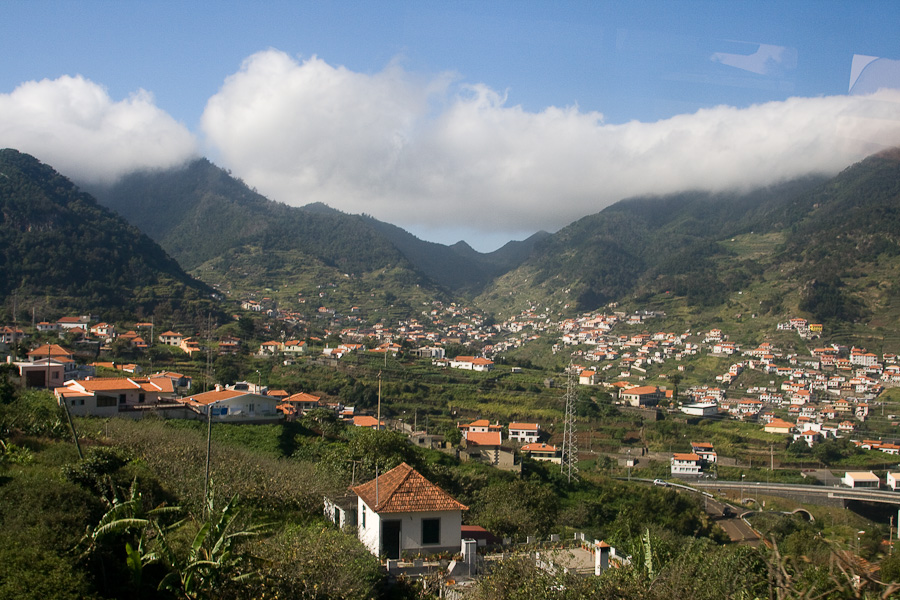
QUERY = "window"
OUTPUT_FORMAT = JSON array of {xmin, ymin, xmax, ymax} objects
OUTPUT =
[
  {"xmin": 97, "ymin": 396, "xmax": 117, "ymax": 407},
  {"xmin": 118, "ymin": 394, "xmax": 126, "ymax": 404},
  {"xmin": 248, "ymin": 403, "xmax": 255, "ymax": 413},
  {"xmin": 422, "ymin": 518, "xmax": 440, "ymax": 545},
  {"xmin": 361, "ymin": 506, "xmax": 366, "ymax": 528},
  {"xmin": 138, "ymin": 393, "xmax": 145, "ymax": 403}
]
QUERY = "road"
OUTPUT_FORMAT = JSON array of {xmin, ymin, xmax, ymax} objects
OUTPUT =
[{"xmin": 698, "ymin": 490, "xmax": 761, "ymax": 546}]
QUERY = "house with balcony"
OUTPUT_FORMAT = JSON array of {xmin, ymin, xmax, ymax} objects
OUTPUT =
[{"xmin": 670, "ymin": 453, "xmax": 702, "ymax": 477}]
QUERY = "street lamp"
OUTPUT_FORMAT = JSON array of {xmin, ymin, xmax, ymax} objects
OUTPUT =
[
  {"xmin": 741, "ymin": 474, "xmax": 746, "ymax": 505},
  {"xmin": 857, "ymin": 530, "xmax": 865, "ymax": 557}
]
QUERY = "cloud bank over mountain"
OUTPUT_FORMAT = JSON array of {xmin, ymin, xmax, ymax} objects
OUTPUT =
[
  {"xmin": 4, "ymin": 49, "xmax": 900, "ymax": 246},
  {"xmin": 0, "ymin": 75, "xmax": 198, "ymax": 183}
]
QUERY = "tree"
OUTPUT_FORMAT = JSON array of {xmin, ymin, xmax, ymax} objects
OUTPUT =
[{"xmin": 472, "ymin": 479, "xmax": 559, "ymax": 540}]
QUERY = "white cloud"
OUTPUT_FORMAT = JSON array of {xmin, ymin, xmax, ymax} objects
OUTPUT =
[
  {"xmin": 0, "ymin": 75, "xmax": 197, "ymax": 183},
  {"xmin": 202, "ymin": 49, "xmax": 900, "ymax": 248}
]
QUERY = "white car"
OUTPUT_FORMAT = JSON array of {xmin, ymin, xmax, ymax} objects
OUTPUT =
[{"xmin": 653, "ymin": 479, "xmax": 669, "ymax": 487}]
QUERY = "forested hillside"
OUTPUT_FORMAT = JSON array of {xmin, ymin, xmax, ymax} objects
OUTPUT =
[
  {"xmin": 0, "ymin": 149, "xmax": 215, "ymax": 321},
  {"xmin": 85, "ymin": 160, "xmax": 541, "ymax": 302},
  {"xmin": 478, "ymin": 149, "xmax": 900, "ymax": 338}
]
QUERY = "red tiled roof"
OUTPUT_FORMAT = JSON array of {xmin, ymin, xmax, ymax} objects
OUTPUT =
[{"xmin": 351, "ymin": 462, "xmax": 467, "ymax": 513}]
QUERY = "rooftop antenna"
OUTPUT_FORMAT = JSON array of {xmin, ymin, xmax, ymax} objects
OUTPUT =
[{"xmin": 560, "ymin": 361, "xmax": 579, "ymax": 482}]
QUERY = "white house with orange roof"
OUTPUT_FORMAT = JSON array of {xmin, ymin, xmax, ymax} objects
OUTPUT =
[
  {"xmin": 55, "ymin": 376, "xmax": 177, "ymax": 417},
  {"xmin": 579, "ymin": 369, "xmax": 600, "ymax": 385},
  {"xmin": 619, "ymin": 385, "xmax": 662, "ymax": 407},
  {"xmin": 17, "ymin": 344, "xmax": 82, "ymax": 387},
  {"xmin": 458, "ymin": 419, "xmax": 502, "ymax": 439},
  {"xmin": 283, "ymin": 392, "xmax": 322, "ymax": 413},
  {"xmin": 351, "ymin": 462, "xmax": 468, "ymax": 559},
  {"xmin": 764, "ymin": 418, "xmax": 795, "ymax": 434},
  {"xmin": 508, "ymin": 422, "xmax": 540, "ymax": 444},
  {"xmin": 178, "ymin": 387, "xmax": 281, "ymax": 422},
  {"xmin": 449, "ymin": 356, "xmax": 494, "ymax": 371},
  {"xmin": 158, "ymin": 331, "xmax": 184, "ymax": 346},
  {"xmin": 690, "ymin": 442, "xmax": 717, "ymax": 463},
  {"xmin": 670, "ymin": 453, "xmax": 702, "ymax": 476},
  {"xmin": 521, "ymin": 442, "xmax": 560, "ymax": 464}
]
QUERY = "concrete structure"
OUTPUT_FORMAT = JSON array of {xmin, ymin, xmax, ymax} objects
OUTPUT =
[
  {"xmin": 681, "ymin": 402, "xmax": 718, "ymax": 417},
  {"xmin": 351, "ymin": 462, "xmax": 468, "ymax": 559},
  {"xmin": 324, "ymin": 494, "xmax": 358, "ymax": 529},
  {"xmin": 842, "ymin": 471, "xmax": 881, "ymax": 489}
]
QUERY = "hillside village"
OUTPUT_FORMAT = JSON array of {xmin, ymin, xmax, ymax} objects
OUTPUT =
[{"xmin": 4, "ymin": 295, "xmax": 900, "ymax": 482}]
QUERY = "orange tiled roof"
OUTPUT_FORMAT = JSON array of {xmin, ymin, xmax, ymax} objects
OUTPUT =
[
  {"xmin": 76, "ymin": 378, "xmax": 141, "ymax": 392},
  {"xmin": 522, "ymin": 442, "xmax": 557, "ymax": 452},
  {"xmin": 285, "ymin": 392, "xmax": 321, "ymax": 403},
  {"xmin": 672, "ymin": 453, "xmax": 701, "ymax": 461},
  {"xmin": 466, "ymin": 431, "xmax": 502, "ymax": 446},
  {"xmin": 509, "ymin": 422, "xmax": 539, "ymax": 430},
  {"xmin": 28, "ymin": 344, "xmax": 72, "ymax": 359},
  {"xmin": 182, "ymin": 389, "xmax": 246, "ymax": 405},
  {"xmin": 351, "ymin": 462, "xmax": 467, "ymax": 513}
]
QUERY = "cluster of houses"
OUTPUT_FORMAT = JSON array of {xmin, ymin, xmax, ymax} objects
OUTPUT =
[{"xmin": 455, "ymin": 419, "xmax": 559, "ymax": 470}]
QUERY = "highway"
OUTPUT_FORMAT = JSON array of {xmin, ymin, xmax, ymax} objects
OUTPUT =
[{"xmin": 690, "ymin": 480, "xmax": 900, "ymax": 505}]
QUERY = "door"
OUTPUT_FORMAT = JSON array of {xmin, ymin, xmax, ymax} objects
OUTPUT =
[{"xmin": 381, "ymin": 520, "xmax": 401, "ymax": 559}]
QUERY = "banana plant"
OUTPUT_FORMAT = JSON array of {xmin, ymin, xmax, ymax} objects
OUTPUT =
[{"xmin": 153, "ymin": 487, "xmax": 270, "ymax": 600}]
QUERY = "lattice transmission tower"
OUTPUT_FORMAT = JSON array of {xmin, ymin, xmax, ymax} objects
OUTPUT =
[{"xmin": 560, "ymin": 362, "xmax": 579, "ymax": 482}]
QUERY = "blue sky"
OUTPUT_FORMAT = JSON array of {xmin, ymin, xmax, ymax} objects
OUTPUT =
[{"xmin": 3, "ymin": 1, "xmax": 900, "ymax": 250}]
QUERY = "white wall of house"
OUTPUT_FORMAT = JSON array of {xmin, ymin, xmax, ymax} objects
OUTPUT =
[
  {"xmin": 509, "ymin": 428, "xmax": 539, "ymax": 443},
  {"xmin": 887, "ymin": 473, "xmax": 900, "ymax": 490},
  {"xmin": 208, "ymin": 394, "xmax": 280, "ymax": 421},
  {"xmin": 357, "ymin": 498, "xmax": 463, "ymax": 557},
  {"xmin": 63, "ymin": 395, "xmax": 120, "ymax": 418}
]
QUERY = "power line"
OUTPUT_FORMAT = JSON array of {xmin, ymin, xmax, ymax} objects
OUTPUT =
[{"xmin": 560, "ymin": 361, "xmax": 579, "ymax": 483}]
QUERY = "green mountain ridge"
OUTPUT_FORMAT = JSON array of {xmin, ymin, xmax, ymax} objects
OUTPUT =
[
  {"xmin": 84, "ymin": 158, "xmax": 543, "ymax": 304},
  {"xmin": 478, "ymin": 150, "xmax": 900, "ymax": 343},
  {"xmin": 0, "ymin": 149, "xmax": 216, "ymax": 320}
]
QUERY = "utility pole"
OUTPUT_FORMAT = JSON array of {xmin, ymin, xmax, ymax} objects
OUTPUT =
[{"xmin": 204, "ymin": 403, "xmax": 212, "ymax": 517}]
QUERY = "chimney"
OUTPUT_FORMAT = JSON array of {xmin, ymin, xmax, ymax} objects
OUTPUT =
[
  {"xmin": 594, "ymin": 540, "xmax": 610, "ymax": 575},
  {"xmin": 215, "ymin": 384, "xmax": 222, "ymax": 392}
]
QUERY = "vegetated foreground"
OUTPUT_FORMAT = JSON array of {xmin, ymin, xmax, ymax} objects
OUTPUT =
[{"xmin": 1, "ymin": 383, "xmax": 900, "ymax": 599}]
